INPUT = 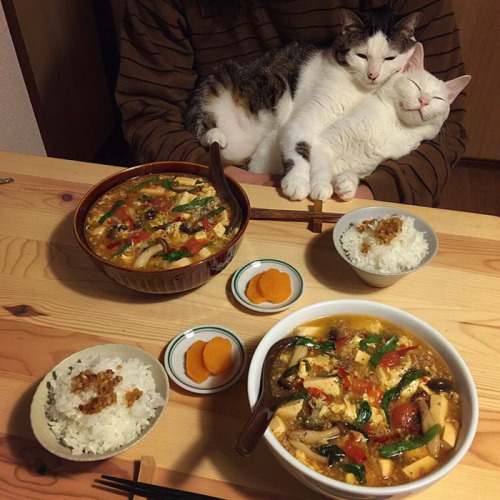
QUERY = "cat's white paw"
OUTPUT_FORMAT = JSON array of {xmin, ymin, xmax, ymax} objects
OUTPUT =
[
  {"xmin": 334, "ymin": 176, "xmax": 357, "ymax": 201},
  {"xmin": 281, "ymin": 174, "xmax": 310, "ymax": 201},
  {"xmin": 202, "ymin": 128, "xmax": 227, "ymax": 149},
  {"xmin": 310, "ymin": 182, "xmax": 333, "ymax": 201}
]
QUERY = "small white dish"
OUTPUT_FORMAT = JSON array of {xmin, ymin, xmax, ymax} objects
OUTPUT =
[
  {"xmin": 30, "ymin": 344, "xmax": 169, "ymax": 462},
  {"xmin": 164, "ymin": 325, "xmax": 247, "ymax": 394},
  {"xmin": 231, "ymin": 259, "xmax": 304, "ymax": 312}
]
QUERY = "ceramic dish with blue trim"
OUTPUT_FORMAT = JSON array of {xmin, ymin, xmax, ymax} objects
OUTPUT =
[
  {"xmin": 164, "ymin": 325, "xmax": 247, "ymax": 394},
  {"xmin": 231, "ymin": 259, "xmax": 304, "ymax": 313}
]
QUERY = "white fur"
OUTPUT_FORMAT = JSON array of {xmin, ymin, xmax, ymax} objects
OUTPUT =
[
  {"xmin": 280, "ymin": 32, "xmax": 416, "ymax": 200},
  {"xmin": 308, "ymin": 44, "xmax": 471, "ymax": 201}
]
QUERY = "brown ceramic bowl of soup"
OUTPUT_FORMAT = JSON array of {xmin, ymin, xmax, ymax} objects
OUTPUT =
[
  {"xmin": 246, "ymin": 299, "xmax": 478, "ymax": 499},
  {"xmin": 74, "ymin": 161, "xmax": 250, "ymax": 294}
]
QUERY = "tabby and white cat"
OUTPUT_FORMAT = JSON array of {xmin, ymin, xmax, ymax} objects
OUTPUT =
[
  {"xmin": 307, "ymin": 43, "xmax": 471, "ymax": 201},
  {"xmin": 184, "ymin": 6, "xmax": 422, "ymax": 193}
]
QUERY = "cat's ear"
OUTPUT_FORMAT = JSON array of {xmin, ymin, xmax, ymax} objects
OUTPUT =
[
  {"xmin": 339, "ymin": 9, "xmax": 365, "ymax": 33},
  {"xmin": 445, "ymin": 75, "xmax": 472, "ymax": 104},
  {"xmin": 402, "ymin": 42, "xmax": 424, "ymax": 73},
  {"xmin": 393, "ymin": 11, "xmax": 422, "ymax": 39}
]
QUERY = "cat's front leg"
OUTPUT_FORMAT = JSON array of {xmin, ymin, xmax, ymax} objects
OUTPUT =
[
  {"xmin": 309, "ymin": 143, "xmax": 334, "ymax": 201},
  {"xmin": 281, "ymin": 151, "xmax": 310, "ymax": 201},
  {"xmin": 333, "ymin": 171, "xmax": 360, "ymax": 201}
]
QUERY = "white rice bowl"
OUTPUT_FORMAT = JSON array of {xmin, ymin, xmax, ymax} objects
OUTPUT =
[
  {"xmin": 31, "ymin": 344, "xmax": 169, "ymax": 461},
  {"xmin": 340, "ymin": 214, "xmax": 429, "ymax": 273},
  {"xmin": 47, "ymin": 355, "xmax": 165, "ymax": 455}
]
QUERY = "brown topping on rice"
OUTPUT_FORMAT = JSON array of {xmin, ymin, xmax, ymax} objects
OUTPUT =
[
  {"xmin": 373, "ymin": 216, "xmax": 403, "ymax": 244},
  {"xmin": 125, "ymin": 388, "xmax": 143, "ymax": 407},
  {"xmin": 357, "ymin": 215, "xmax": 403, "ymax": 246},
  {"xmin": 72, "ymin": 368, "xmax": 124, "ymax": 415}
]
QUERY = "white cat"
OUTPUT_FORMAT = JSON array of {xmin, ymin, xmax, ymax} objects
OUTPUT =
[
  {"xmin": 278, "ymin": 8, "xmax": 421, "ymax": 200},
  {"xmin": 307, "ymin": 43, "xmax": 471, "ymax": 201}
]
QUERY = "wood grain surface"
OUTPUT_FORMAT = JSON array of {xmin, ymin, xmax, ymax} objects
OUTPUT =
[{"xmin": 0, "ymin": 151, "xmax": 499, "ymax": 499}]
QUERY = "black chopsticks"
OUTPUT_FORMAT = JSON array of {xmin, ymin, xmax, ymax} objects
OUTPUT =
[{"xmin": 96, "ymin": 475, "xmax": 225, "ymax": 500}]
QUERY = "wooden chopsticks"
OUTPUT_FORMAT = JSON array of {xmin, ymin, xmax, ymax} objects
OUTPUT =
[
  {"xmin": 96, "ymin": 474, "xmax": 225, "ymax": 500},
  {"xmin": 249, "ymin": 207, "xmax": 342, "ymax": 223}
]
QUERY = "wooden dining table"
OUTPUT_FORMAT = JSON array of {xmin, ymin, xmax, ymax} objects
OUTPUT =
[{"xmin": 1, "ymin": 150, "xmax": 499, "ymax": 499}]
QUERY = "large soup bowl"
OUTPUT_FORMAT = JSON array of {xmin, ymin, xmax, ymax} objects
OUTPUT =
[
  {"xmin": 247, "ymin": 299, "xmax": 478, "ymax": 500},
  {"xmin": 74, "ymin": 161, "xmax": 250, "ymax": 294}
]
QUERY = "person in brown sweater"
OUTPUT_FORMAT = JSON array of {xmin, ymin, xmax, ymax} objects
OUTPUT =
[{"xmin": 115, "ymin": 0, "xmax": 468, "ymax": 206}]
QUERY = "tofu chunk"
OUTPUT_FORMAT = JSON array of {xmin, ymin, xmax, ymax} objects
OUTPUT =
[
  {"xmin": 430, "ymin": 393, "xmax": 449, "ymax": 427},
  {"xmin": 442, "ymin": 422, "xmax": 458, "ymax": 449},
  {"xmin": 402, "ymin": 456, "xmax": 438, "ymax": 479},
  {"xmin": 174, "ymin": 176, "xmax": 198, "ymax": 186},
  {"xmin": 275, "ymin": 399, "xmax": 303, "ymax": 420},
  {"xmin": 354, "ymin": 350, "xmax": 371, "ymax": 365},
  {"xmin": 293, "ymin": 326, "xmax": 323, "ymax": 338},
  {"xmin": 212, "ymin": 222, "xmax": 226, "ymax": 237},
  {"xmin": 141, "ymin": 185, "xmax": 166, "ymax": 196},
  {"xmin": 303, "ymin": 376, "xmax": 342, "ymax": 397},
  {"xmin": 269, "ymin": 415, "xmax": 286, "ymax": 437},
  {"xmin": 378, "ymin": 459, "xmax": 393, "ymax": 478},
  {"xmin": 198, "ymin": 247, "xmax": 212, "ymax": 259},
  {"xmin": 171, "ymin": 257, "xmax": 192, "ymax": 268},
  {"xmin": 174, "ymin": 191, "xmax": 196, "ymax": 207}
]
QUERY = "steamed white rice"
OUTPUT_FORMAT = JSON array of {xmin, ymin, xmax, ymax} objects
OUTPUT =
[
  {"xmin": 46, "ymin": 355, "xmax": 165, "ymax": 455},
  {"xmin": 340, "ymin": 214, "xmax": 429, "ymax": 273}
]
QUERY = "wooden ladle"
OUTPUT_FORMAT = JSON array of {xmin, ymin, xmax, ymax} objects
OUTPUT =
[
  {"xmin": 235, "ymin": 336, "xmax": 299, "ymax": 457},
  {"xmin": 209, "ymin": 141, "xmax": 243, "ymax": 233}
]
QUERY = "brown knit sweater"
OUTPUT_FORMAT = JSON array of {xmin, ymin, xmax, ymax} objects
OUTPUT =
[{"xmin": 115, "ymin": 0, "xmax": 468, "ymax": 206}]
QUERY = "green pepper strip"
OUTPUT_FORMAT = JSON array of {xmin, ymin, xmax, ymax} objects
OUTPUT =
[
  {"xmin": 99, "ymin": 199, "xmax": 125, "ymax": 224},
  {"xmin": 172, "ymin": 197, "xmax": 214, "ymax": 212},
  {"xmin": 126, "ymin": 176, "xmax": 159, "ymax": 193},
  {"xmin": 295, "ymin": 337, "xmax": 336, "ymax": 353},
  {"xmin": 369, "ymin": 335, "xmax": 399, "ymax": 367},
  {"xmin": 382, "ymin": 368, "xmax": 429, "ymax": 422},
  {"xmin": 205, "ymin": 205, "xmax": 226, "ymax": 218},
  {"xmin": 359, "ymin": 334, "xmax": 383, "ymax": 353},
  {"xmin": 114, "ymin": 241, "xmax": 131, "ymax": 256},
  {"xmin": 338, "ymin": 463, "xmax": 366, "ymax": 484},
  {"xmin": 163, "ymin": 249, "xmax": 192, "ymax": 262},
  {"xmin": 379, "ymin": 424, "xmax": 442, "ymax": 458},
  {"xmin": 161, "ymin": 179, "xmax": 173, "ymax": 190},
  {"xmin": 355, "ymin": 401, "xmax": 372, "ymax": 426}
]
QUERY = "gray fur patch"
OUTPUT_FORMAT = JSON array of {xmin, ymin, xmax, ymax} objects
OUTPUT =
[
  {"xmin": 295, "ymin": 141, "xmax": 311, "ymax": 161},
  {"xmin": 282, "ymin": 158, "xmax": 294, "ymax": 176}
]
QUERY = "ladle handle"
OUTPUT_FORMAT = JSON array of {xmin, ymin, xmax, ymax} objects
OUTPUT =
[{"xmin": 235, "ymin": 396, "xmax": 279, "ymax": 457}]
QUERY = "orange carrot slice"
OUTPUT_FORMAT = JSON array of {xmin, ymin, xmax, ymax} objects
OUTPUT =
[
  {"xmin": 257, "ymin": 268, "xmax": 291, "ymax": 303},
  {"xmin": 203, "ymin": 336, "xmax": 232, "ymax": 375},
  {"xmin": 245, "ymin": 271, "xmax": 266, "ymax": 304},
  {"xmin": 185, "ymin": 340, "xmax": 211, "ymax": 383}
]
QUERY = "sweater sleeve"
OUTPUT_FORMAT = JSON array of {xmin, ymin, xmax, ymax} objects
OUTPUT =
[
  {"xmin": 362, "ymin": 0, "xmax": 469, "ymax": 206},
  {"xmin": 116, "ymin": 0, "xmax": 210, "ymax": 166}
]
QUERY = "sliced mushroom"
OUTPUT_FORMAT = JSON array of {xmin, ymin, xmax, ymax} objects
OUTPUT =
[
  {"xmin": 290, "ymin": 439, "xmax": 328, "ymax": 465},
  {"xmin": 133, "ymin": 243, "xmax": 163, "ymax": 269},
  {"xmin": 415, "ymin": 398, "xmax": 441, "ymax": 457},
  {"xmin": 289, "ymin": 426, "xmax": 340, "ymax": 445}
]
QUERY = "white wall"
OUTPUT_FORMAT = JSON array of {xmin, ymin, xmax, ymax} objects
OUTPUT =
[{"xmin": 0, "ymin": 3, "xmax": 45, "ymax": 156}]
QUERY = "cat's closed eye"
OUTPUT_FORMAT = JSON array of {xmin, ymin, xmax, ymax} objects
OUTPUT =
[
  {"xmin": 409, "ymin": 79, "xmax": 422, "ymax": 91},
  {"xmin": 384, "ymin": 56, "xmax": 396, "ymax": 61},
  {"xmin": 356, "ymin": 53, "xmax": 368, "ymax": 59}
]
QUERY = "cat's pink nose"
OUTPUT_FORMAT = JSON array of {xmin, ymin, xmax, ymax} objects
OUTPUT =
[
  {"xmin": 368, "ymin": 72, "xmax": 379, "ymax": 81},
  {"xmin": 419, "ymin": 95, "xmax": 430, "ymax": 107}
]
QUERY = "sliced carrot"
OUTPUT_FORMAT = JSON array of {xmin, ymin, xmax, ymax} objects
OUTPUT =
[
  {"xmin": 203, "ymin": 336, "xmax": 232, "ymax": 375},
  {"xmin": 257, "ymin": 268, "xmax": 291, "ymax": 303},
  {"xmin": 185, "ymin": 340, "xmax": 211, "ymax": 383},
  {"xmin": 245, "ymin": 271, "xmax": 266, "ymax": 304}
]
